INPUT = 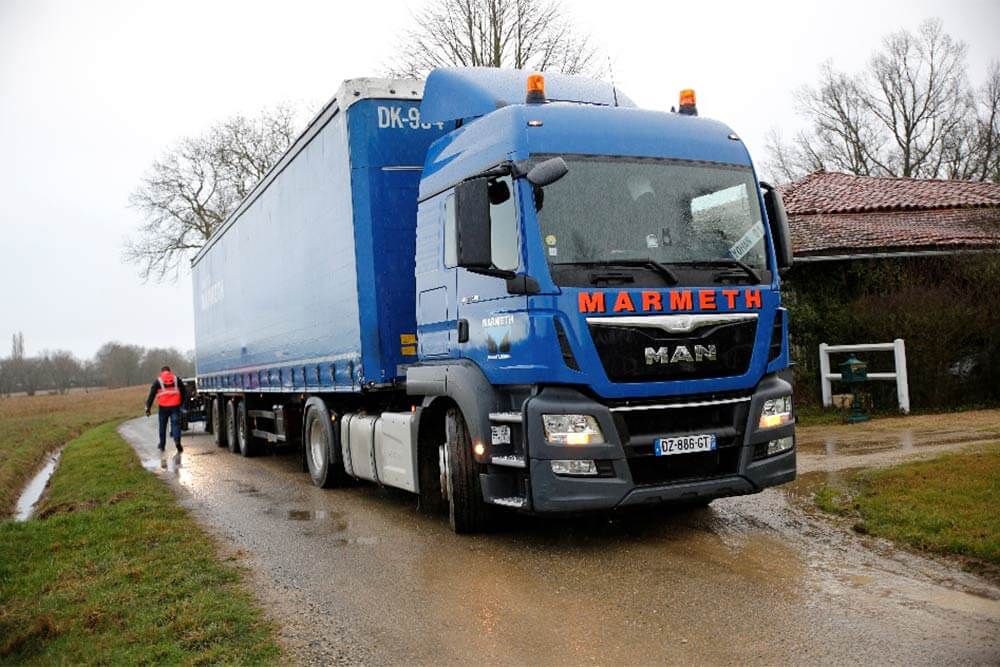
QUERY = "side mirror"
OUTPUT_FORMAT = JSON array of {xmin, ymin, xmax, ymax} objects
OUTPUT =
[
  {"xmin": 454, "ymin": 178, "xmax": 492, "ymax": 269},
  {"xmin": 761, "ymin": 181, "xmax": 794, "ymax": 270},
  {"xmin": 526, "ymin": 157, "xmax": 568, "ymax": 187}
]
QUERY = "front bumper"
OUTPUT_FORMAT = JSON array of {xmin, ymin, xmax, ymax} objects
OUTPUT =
[{"xmin": 482, "ymin": 373, "xmax": 796, "ymax": 513}]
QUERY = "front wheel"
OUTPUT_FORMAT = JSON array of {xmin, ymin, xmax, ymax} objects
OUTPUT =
[{"xmin": 443, "ymin": 408, "xmax": 490, "ymax": 534}]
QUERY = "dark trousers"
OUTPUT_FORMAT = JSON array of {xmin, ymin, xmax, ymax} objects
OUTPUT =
[{"xmin": 158, "ymin": 406, "xmax": 182, "ymax": 450}]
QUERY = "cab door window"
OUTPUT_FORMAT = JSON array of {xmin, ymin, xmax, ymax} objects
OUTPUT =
[{"xmin": 488, "ymin": 175, "xmax": 519, "ymax": 272}]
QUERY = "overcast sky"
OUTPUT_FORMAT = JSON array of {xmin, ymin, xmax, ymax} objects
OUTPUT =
[{"xmin": 2, "ymin": 0, "xmax": 998, "ymax": 360}]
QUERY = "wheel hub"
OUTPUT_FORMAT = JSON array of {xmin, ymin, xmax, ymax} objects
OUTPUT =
[{"xmin": 310, "ymin": 420, "xmax": 325, "ymax": 470}]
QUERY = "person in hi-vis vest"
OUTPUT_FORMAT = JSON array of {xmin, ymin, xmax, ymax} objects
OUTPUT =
[{"xmin": 145, "ymin": 366, "xmax": 188, "ymax": 455}]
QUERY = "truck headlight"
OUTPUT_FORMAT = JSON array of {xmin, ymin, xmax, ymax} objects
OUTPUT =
[
  {"xmin": 542, "ymin": 414, "xmax": 605, "ymax": 445},
  {"xmin": 758, "ymin": 395, "xmax": 793, "ymax": 429}
]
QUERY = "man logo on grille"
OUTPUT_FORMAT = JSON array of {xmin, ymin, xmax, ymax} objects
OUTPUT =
[{"xmin": 645, "ymin": 345, "xmax": 717, "ymax": 365}]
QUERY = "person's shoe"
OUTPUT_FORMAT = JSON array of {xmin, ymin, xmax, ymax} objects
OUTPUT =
[{"xmin": 175, "ymin": 442, "xmax": 183, "ymax": 454}]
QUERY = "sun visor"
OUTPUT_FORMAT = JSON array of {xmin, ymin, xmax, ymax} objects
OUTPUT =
[{"xmin": 420, "ymin": 67, "xmax": 635, "ymax": 124}]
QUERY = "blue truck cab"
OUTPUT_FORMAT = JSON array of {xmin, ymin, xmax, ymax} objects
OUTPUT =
[{"xmin": 192, "ymin": 68, "xmax": 796, "ymax": 533}]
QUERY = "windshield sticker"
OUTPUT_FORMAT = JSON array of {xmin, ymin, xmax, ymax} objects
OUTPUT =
[
  {"xmin": 548, "ymin": 247, "xmax": 558, "ymax": 256},
  {"xmin": 645, "ymin": 234, "xmax": 659, "ymax": 249},
  {"xmin": 545, "ymin": 234, "xmax": 557, "ymax": 246},
  {"xmin": 728, "ymin": 223, "xmax": 765, "ymax": 260}
]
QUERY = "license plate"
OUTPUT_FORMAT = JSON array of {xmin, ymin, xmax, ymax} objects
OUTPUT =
[{"xmin": 654, "ymin": 433, "xmax": 717, "ymax": 456}]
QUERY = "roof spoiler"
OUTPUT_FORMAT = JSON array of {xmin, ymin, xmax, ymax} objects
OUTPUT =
[{"xmin": 419, "ymin": 67, "xmax": 635, "ymax": 124}]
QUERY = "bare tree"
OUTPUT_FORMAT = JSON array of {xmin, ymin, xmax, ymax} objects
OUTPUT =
[
  {"xmin": 3, "ymin": 332, "xmax": 28, "ymax": 395},
  {"xmin": 139, "ymin": 347, "xmax": 194, "ymax": 380},
  {"xmin": 125, "ymin": 106, "xmax": 302, "ymax": 281},
  {"xmin": 94, "ymin": 342, "xmax": 145, "ymax": 388},
  {"xmin": 387, "ymin": 0, "xmax": 602, "ymax": 78},
  {"xmin": 45, "ymin": 351, "xmax": 82, "ymax": 394},
  {"xmin": 765, "ymin": 20, "xmax": 1000, "ymax": 183}
]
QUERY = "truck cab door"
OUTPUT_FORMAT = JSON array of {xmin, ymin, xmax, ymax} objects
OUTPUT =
[{"xmin": 454, "ymin": 175, "xmax": 528, "ymax": 366}]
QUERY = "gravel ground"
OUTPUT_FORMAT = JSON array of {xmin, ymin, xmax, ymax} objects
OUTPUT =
[{"xmin": 121, "ymin": 416, "xmax": 1000, "ymax": 665}]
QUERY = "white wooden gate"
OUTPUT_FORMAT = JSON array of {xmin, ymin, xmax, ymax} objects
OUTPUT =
[{"xmin": 818, "ymin": 339, "xmax": 910, "ymax": 414}]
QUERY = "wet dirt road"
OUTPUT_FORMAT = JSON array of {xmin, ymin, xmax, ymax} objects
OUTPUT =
[{"xmin": 120, "ymin": 416, "xmax": 1000, "ymax": 665}]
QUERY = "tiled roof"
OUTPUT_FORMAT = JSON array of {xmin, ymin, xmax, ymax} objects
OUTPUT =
[
  {"xmin": 780, "ymin": 171, "xmax": 1000, "ymax": 258},
  {"xmin": 780, "ymin": 170, "xmax": 1000, "ymax": 214},
  {"xmin": 790, "ymin": 208, "xmax": 1000, "ymax": 256}
]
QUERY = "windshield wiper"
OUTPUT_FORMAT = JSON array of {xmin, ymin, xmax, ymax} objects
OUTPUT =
[
  {"xmin": 555, "ymin": 260, "xmax": 679, "ymax": 285},
  {"xmin": 669, "ymin": 259, "xmax": 761, "ymax": 284}
]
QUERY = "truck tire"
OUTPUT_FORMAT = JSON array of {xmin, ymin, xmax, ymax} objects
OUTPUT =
[
  {"xmin": 236, "ymin": 401, "xmax": 259, "ymax": 457},
  {"xmin": 212, "ymin": 398, "xmax": 228, "ymax": 448},
  {"xmin": 303, "ymin": 398, "xmax": 349, "ymax": 488},
  {"xmin": 227, "ymin": 399, "xmax": 241, "ymax": 455},
  {"xmin": 444, "ymin": 407, "xmax": 490, "ymax": 534}
]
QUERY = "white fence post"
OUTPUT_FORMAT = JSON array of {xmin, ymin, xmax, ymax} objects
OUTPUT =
[
  {"xmin": 817, "ymin": 340, "xmax": 910, "ymax": 414},
  {"xmin": 819, "ymin": 343, "xmax": 832, "ymax": 408},
  {"xmin": 893, "ymin": 338, "xmax": 910, "ymax": 414}
]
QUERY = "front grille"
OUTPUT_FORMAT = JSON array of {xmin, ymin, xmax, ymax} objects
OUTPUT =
[
  {"xmin": 588, "ymin": 318, "xmax": 757, "ymax": 383},
  {"xmin": 627, "ymin": 447, "xmax": 741, "ymax": 485},
  {"xmin": 611, "ymin": 394, "xmax": 750, "ymax": 486},
  {"xmin": 613, "ymin": 398, "xmax": 750, "ymax": 445},
  {"xmin": 768, "ymin": 310, "xmax": 784, "ymax": 361},
  {"xmin": 554, "ymin": 319, "xmax": 580, "ymax": 371}
]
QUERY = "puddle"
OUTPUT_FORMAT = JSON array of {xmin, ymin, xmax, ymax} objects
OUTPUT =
[
  {"xmin": 803, "ymin": 431, "xmax": 992, "ymax": 457},
  {"xmin": 911, "ymin": 587, "xmax": 1000, "ymax": 620},
  {"xmin": 275, "ymin": 508, "xmax": 376, "ymax": 544},
  {"xmin": 288, "ymin": 510, "xmax": 333, "ymax": 520},
  {"xmin": 141, "ymin": 452, "xmax": 190, "ymax": 485},
  {"xmin": 330, "ymin": 536, "xmax": 380, "ymax": 546},
  {"xmin": 14, "ymin": 448, "xmax": 63, "ymax": 521},
  {"xmin": 837, "ymin": 572, "xmax": 1000, "ymax": 619}
]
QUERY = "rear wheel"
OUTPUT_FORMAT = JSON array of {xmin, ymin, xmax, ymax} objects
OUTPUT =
[
  {"xmin": 443, "ymin": 408, "xmax": 490, "ymax": 534},
  {"xmin": 227, "ymin": 399, "xmax": 241, "ymax": 454},
  {"xmin": 237, "ymin": 401, "xmax": 259, "ymax": 457},
  {"xmin": 303, "ymin": 398, "xmax": 349, "ymax": 488},
  {"xmin": 212, "ymin": 398, "xmax": 228, "ymax": 448}
]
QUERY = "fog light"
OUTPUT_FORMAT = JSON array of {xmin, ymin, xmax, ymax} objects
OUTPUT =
[
  {"xmin": 542, "ymin": 414, "xmax": 605, "ymax": 445},
  {"xmin": 551, "ymin": 459, "xmax": 598, "ymax": 476},
  {"xmin": 767, "ymin": 436, "xmax": 794, "ymax": 456}
]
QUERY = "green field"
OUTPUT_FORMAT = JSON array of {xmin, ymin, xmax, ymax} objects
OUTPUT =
[
  {"xmin": 0, "ymin": 386, "xmax": 148, "ymax": 517},
  {"xmin": 0, "ymin": 406, "xmax": 281, "ymax": 663},
  {"xmin": 815, "ymin": 443, "xmax": 1000, "ymax": 567}
]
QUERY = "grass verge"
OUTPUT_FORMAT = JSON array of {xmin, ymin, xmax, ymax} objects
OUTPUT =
[
  {"xmin": 814, "ymin": 442, "xmax": 1000, "ymax": 568},
  {"xmin": 0, "ymin": 387, "xmax": 147, "ymax": 516},
  {"xmin": 0, "ymin": 421, "xmax": 281, "ymax": 664}
]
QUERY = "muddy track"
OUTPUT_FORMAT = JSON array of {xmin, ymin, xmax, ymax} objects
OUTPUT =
[{"xmin": 120, "ymin": 417, "xmax": 1000, "ymax": 665}]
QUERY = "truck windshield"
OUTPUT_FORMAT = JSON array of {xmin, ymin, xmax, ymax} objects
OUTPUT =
[{"xmin": 534, "ymin": 156, "xmax": 769, "ymax": 285}]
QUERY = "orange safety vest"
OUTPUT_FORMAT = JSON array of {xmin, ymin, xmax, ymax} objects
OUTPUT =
[{"xmin": 157, "ymin": 371, "xmax": 182, "ymax": 408}]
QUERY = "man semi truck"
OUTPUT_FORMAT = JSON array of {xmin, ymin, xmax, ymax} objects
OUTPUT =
[{"xmin": 192, "ymin": 68, "xmax": 796, "ymax": 533}]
